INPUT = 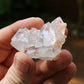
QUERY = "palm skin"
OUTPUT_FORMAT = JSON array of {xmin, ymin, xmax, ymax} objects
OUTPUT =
[{"xmin": 0, "ymin": 17, "xmax": 76, "ymax": 84}]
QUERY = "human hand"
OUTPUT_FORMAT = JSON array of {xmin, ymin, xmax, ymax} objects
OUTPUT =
[{"xmin": 0, "ymin": 17, "xmax": 76, "ymax": 84}]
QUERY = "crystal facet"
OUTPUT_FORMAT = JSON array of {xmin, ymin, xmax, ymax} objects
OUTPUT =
[{"xmin": 11, "ymin": 17, "xmax": 67, "ymax": 60}]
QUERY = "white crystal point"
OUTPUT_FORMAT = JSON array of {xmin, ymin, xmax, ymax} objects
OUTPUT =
[
  {"xmin": 51, "ymin": 17, "xmax": 67, "ymax": 35},
  {"xmin": 11, "ymin": 28, "xmax": 29, "ymax": 52},
  {"xmin": 29, "ymin": 28, "xmax": 40, "ymax": 47},
  {"xmin": 40, "ymin": 22, "xmax": 56, "ymax": 46},
  {"xmin": 11, "ymin": 17, "xmax": 67, "ymax": 60}
]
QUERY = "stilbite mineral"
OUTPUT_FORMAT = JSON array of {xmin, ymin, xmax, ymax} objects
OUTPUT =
[{"xmin": 11, "ymin": 17, "xmax": 67, "ymax": 60}]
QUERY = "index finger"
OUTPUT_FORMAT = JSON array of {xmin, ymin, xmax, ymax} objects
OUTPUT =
[{"xmin": 0, "ymin": 17, "xmax": 44, "ymax": 46}]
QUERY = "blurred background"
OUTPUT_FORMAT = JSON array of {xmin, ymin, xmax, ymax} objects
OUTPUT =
[{"xmin": 0, "ymin": 0, "xmax": 84, "ymax": 84}]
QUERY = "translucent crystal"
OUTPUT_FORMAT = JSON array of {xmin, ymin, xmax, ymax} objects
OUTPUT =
[
  {"xmin": 29, "ymin": 28, "xmax": 40, "ymax": 47},
  {"xmin": 51, "ymin": 17, "xmax": 67, "ymax": 35},
  {"xmin": 11, "ymin": 17, "xmax": 67, "ymax": 60},
  {"xmin": 40, "ymin": 22, "xmax": 56, "ymax": 46}
]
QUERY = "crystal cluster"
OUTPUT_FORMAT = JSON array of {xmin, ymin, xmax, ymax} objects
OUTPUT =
[{"xmin": 11, "ymin": 17, "xmax": 67, "ymax": 60}]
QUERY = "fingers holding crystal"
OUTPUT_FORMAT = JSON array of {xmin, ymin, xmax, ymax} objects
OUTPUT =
[
  {"xmin": 31, "ymin": 50, "xmax": 72, "ymax": 84},
  {"xmin": 43, "ymin": 62, "xmax": 76, "ymax": 84},
  {"xmin": 9, "ymin": 17, "xmax": 73, "ymax": 84},
  {"xmin": 37, "ymin": 50, "xmax": 72, "ymax": 75}
]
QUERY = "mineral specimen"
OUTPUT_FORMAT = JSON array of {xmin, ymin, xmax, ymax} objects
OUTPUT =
[{"xmin": 11, "ymin": 17, "xmax": 67, "ymax": 60}]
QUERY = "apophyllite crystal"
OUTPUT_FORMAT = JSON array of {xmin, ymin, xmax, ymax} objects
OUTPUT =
[{"xmin": 11, "ymin": 17, "xmax": 67, "ymax": 60}]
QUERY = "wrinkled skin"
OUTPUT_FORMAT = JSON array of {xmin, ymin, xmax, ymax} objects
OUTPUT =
[{"xmin": 0, "ymin": 17, "xmax": 76, "ymax": 84}]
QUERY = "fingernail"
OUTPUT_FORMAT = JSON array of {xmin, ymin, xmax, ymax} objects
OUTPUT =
[{"xmin": 15, "ymin": 57, "xmax": 29, "ymax": 73}]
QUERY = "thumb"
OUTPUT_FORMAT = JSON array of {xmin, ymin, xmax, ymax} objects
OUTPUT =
[{"xmin": 0, "ymin": 52, "xmax": 35, "ymax": 84}]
